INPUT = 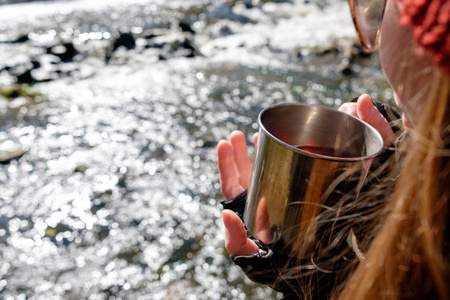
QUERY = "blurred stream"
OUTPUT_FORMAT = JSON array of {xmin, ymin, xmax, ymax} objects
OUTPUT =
[{"xmin": 0, "ymin": 0, "xmax": 392, "ymax": 299}]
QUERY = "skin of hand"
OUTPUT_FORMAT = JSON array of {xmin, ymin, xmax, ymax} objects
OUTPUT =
[
  {"xmin": 218, "ymin": 97, "xmax": 396, "ymax": 256},
  {"xmin": 217, "ymin": 131, "xmax": 259, "ymax": 256},
  {"xmin": 338, "ymin": 94, "xmax": 396, "ymax": 146}
]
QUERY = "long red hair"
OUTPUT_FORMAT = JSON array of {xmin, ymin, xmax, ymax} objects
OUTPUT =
[{"xmin": 337, "ymin": 70, "xmax": 450, "ymax": 300}]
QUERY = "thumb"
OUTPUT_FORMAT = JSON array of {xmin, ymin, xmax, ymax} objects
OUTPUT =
[
  {"xmin": 356, "ymin": 94, "xmax": 396, "ymax": 146},
  {"xmin": 222, "ymin": 210, "xmax": 259, "ymax": 256}
]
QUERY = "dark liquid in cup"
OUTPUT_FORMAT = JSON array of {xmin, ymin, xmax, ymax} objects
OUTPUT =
[{"xmin": 295, "ymin": 145, "xmax": 358, "ymax": 158}]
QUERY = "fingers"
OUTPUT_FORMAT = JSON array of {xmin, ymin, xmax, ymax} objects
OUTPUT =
[
  {"xmin": 338, "ymin": 102, "xmax": 358, "ymax": 117},
  {"xmin": 217, "ymin": 140, "xmax": 245, "ymax": 200},
  {"xmin": 222, "ymin": 210, "xmax": 259, "ymax": 256},
  {"xmin": 253, "ymin": 133, "xmax": 258, "ymax": 147},
  {"xmin": 356, "ymin": 94, "xmax": 396, "ymax": 146},
  {"xmin": 229, "ymin": 131, "xmax": 253, "ymax": 189},
  {"xmin": 340, "ymin": 95, "xmax": 396, "ymax": 146}
]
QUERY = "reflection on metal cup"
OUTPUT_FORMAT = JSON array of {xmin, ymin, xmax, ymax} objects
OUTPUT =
[{"xmin": 244, "ymin": 103, "xmax": 384, "ymax": 256}]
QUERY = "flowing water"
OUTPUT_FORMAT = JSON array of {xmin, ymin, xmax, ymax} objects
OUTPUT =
[{"xmin": 0, "ymin": 0, "xmax": 392, "ymax": 299}]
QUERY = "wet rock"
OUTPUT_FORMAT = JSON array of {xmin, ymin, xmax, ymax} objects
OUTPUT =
[
  {"xmin": 117, "ymin": 173, "xmax": 127, "ymax": 188},
  {"xmin": 143, "ymin": 145, "xmax": 166, "ymax": 160},
  {"xmin": 337, "ymin": 58, "xmax": 353, "ymax": 76},
  {"xmin": 10, "ymin": 59, "xmax": 59, "ymax": 84},
  {"xmin": 145, "ymin": 32, "xmax": 202, "ymax": 58},
  {"xmin": 16, "ymin": 68, "xmax": 34, "ymax": 84},
  {"xmin": 48, "ymin": 42, "xmax": 79, "ymax": 62},
  {"xmin": 30, "ymin": 59, "xmax": 41, "ymax": 69},
  {"xmin": 105, "ymin": 32, "xmax": 137, "ymax": 61},
  {"xmin": 143, "ymin": 28, "xmax": 171, "ymax": 40},
  {"xmin": 74, "ymin": 165, "xmax": 87, "ymax": 173},
  {"xmin": 180, "ymin": 37, "xmax": 202, "ymax": 58},
  {"xmin": 10, "ymin": 62, "xmax": 36, "ymax": 84},
  {"xmin": 179, "ymin": 21, "xmax": 196, "ymax": 34},
  {"xmin": 243, "ymin": 0, "xmax": 256, "ymax": 9},
  {"xmin": 45, "ymin": 222, "xmax": 71, "ymax": 238},
  {"xmin": 94, "ymin": 224, "xmax": 110, "ymax": 240},
  {"xmin": 91, "ymin": 189, "xmax": 113, "ymax": 200},
  {"xmin": 314, "ymin": 44, "xmax": 338, "ymax": 56},
  {"xmin": 112, "ymin": 32, "xmax": 136, "ymax": 52},
  {"xmin": 218, "ymin": 23, "xmax": 234, "ymax": 36},
  {"xmin": 353, "ymin": 43, "xmax": 373, "ymax": 59},
  {"xmin": 0, "ymin": 148, "xmax": 27, "ymax": 164},
  {"xmin": 200, "ymin": 140, "xmax": 216, "ymax": 148},
  {"xmin": 90, "ymin": 199, "xmax": 106, "ymax": 214},
  {"xmin": 207, "ymin": 3, "xmax": 256, "ymax": 24},
  {"xmin": 12, "ymin": 34, "xmax": 29, "ymax": 43}
]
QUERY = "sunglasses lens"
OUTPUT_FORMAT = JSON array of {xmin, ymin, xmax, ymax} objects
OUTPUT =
[{"xmin": 350, "ymin": 0, "xmax": 386, "ymax": 51}]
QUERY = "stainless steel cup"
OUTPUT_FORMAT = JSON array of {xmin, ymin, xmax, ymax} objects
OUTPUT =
[{"xmin": 244, "ymin": 103, "xmax": 384, "ymax": 255}]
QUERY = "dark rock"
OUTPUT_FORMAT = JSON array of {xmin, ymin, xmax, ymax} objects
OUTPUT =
[
  {"xmin": 180, "ymin": 38, "xmax": 202, "ymax": 58},
  {"xmin": 16, "ymin": 68, "xmax": 34, "ymax": 84},
  {"xmin": 31, "ymin": 60, "xmax": 41, "ymax": 69},
  {"xmin": 218, "ymin": 24, "xmax": 233, "ymax": 36},
  {"xmin": 208, "ymin": 3, "xmax": 256, "ymax": 24},
  {"xmin": 95, "ymin": 224, "xmax": 110, "ymax": 240},
  {"xmin": 340, "ymin": 65, "xmax": 353, "ymax": 76},
  {"xmin": 48, "ymin": 42, "xmax": 79, "ymax": 62},
  {"xmin": 144, "ymin": 145, "xmax": 166, "ymax": 160},
  {"xmin": 90, "ymin": 199, "xmax": 106, "ymax": 214},
  {"xmin": 91, "ymin": 189, "xmax": 113, "ymax": 199},
  {"xmin": 179, "ymin": 22, "xmax": 195, "ymax": 34},
  {"xmin": 200, "ymin": 140, "xmax": 216, "ymax": 148},
  {"xmin": 112, "ymin": 32, "xmax": 136, "ymax": 52},
  {"xmin": 244, "ymin": 0, "xmax": 255, "ymax": 9},
  {"xmin": 353, "ymin": 43, "xmax": 373, "ymax": 59},
  {"xmin": 146, "ymin": 41, "xmax": 165, "ymax": 49},
  {"xmin": 337, "ymin": 58, "xmax": 353, "ymax": 76},
  {"xmin": 75, "ymin": 165, "xmax": 87, "ymax": 173},
  {"xmin": 118, "ymin": 174, "xmax": 126, "ymax": 188},
  {"xmin": 105, "ymin": 32, "xmax": 137, "ymax": 61},
  {"xmin": 12, "ymin": 34, "xmax": 29, "ymax": 43}
]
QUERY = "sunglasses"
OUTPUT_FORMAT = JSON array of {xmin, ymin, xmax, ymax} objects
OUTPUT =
[{"xmin": 349, "ymin": 0, "xmax": 388, "ymax": 52}]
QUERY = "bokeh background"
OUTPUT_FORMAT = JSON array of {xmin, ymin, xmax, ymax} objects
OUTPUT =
[{"xmin": 0, "ymin": 0, "xmax": 392, "ymax": 299}]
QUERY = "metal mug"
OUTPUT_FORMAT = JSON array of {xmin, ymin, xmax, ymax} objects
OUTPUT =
[{"xmin": 244, "ymin": 103, "xmax": 384, "ymax": 255}]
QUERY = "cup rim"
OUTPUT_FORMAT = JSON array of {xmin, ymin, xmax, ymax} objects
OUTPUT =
[{"xmin": 258, "ymin": 103, "xmax": 384, "ymax": 162}]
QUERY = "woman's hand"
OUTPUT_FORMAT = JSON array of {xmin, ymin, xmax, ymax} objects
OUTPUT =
[
  {"xmin": 217, "ymin": 131, "xmax": 259, "ymax": 256},
  {"xmin": 338, "ymin": 94, "xmax": 396, "ymax": 146},
  {"xmin": 218, "ymin": 96, "xmax": 395, "ymax": 256}
]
